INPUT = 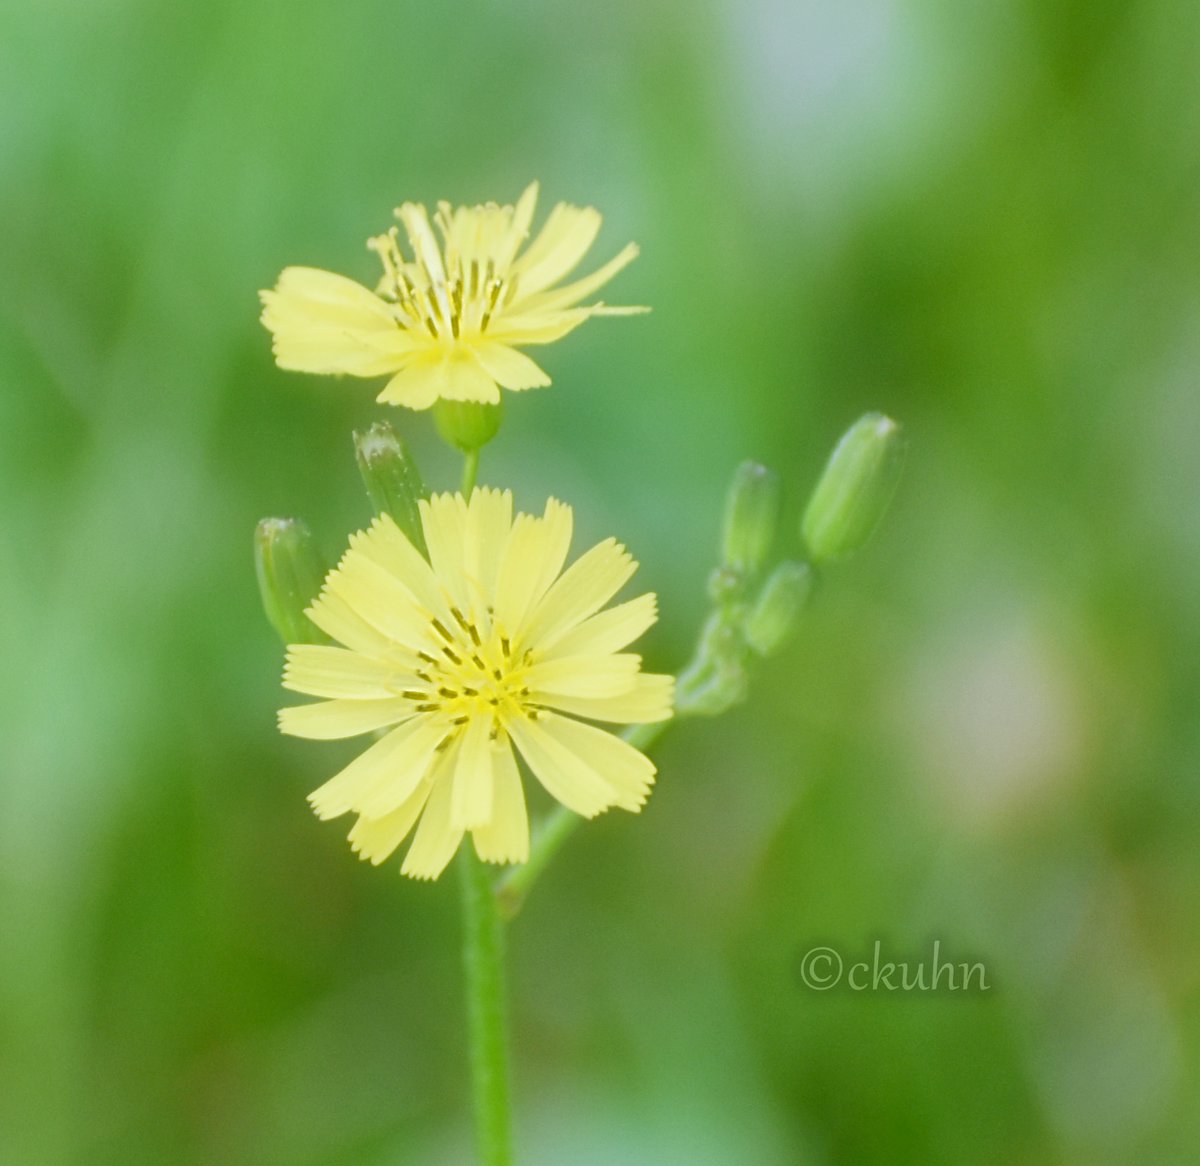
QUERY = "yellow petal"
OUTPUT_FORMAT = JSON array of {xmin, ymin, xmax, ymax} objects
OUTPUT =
[
  {"xmin": 485, "ymin": 309, "xmax": 591, "ymax": 347},
  {"xmin": 323, "ymin": 552, "xmax": 433, "ymax": 648},
  {"xmin": 471, "ymin": 741, "xmax": 529, "ymax": 864},
  {"xmin": 522, "ymin": 538, "xmax": 636, "ymax": 649},
  {"xmin": 524, "ymin": 653, "xmax": 642, "ymax": 699},
  {"xmin": 439, "ymin": 352, "xmax": 501, "ymax": 403},
  {"xmin": 283, "ymin": 645, "xmax": 398, "ymax": 700},
  {"xmin": 377, "ymin": 357, "xmax": 446, "ymax": 410},
  {"xmin": 305, "ymin": 590, "xmax": 393, "ymax": 656},
  {"xmin": 355, "ymin": 717, "xmax": 452, "ymax": 819},
  {"xmin": 534, "ymin": 712, "xmax": 656, "ymax": 811},
  {"xmin": 493, "ymin": 499, "xmax": 573, "ymax": 638},
  {"xmin": 401, "ymin": 752, "xmax": 464, "ymax": 879},
  {"xmin": 260, "ymin": 267, "xmax": 418, "ymax": 376},
  {"xmin": 493, "ymin": 182, "xmax": 539, "ymax": 272},
  {"xmin": 451, "ymin": 715, "xmax": 495, "ymax": 830},
  {"xmin": 279, "ymin": 698, "xmax": 413, "ymax": 740},
  {"xmin": 506, "ymin": 714, "xmax": 617, "ymax": 818},
  {"xmin": 307, "ymin": 715, "xmax": 443, "ymax": 820},
  {"xmin": 534, "ymin": 672, "xmax": 674, "ymax": 725},
  {"xmin": 350, "ymin": 514, "xmax": 448, "ymax": 621},
  {"xmin": 395, "ymin": 202, "xmax": 447, "ymax": 283},
  {"xmin": 512, "ymin": 202, "xmax": 603, "ymax": 294},
  {"xmin": 541, "ymin": 592, "xmax": 657, "ymax": 656},
  {"xmin": 464, "ymin": 488, "xmax": 514, "ymax": 608},
  {"xmin": 347, "ymin": 780, "xmax": 433, "ymax": 864},
  {"xmin": 419, "ymin": 493, "xmax": 471, "ymax": 610},
  {"xmin": 471, "ymin": 342, "xmax": 552, "ymax": 390},
  {"xmin": 516, "ymin": 243, "xmax": 641, "ymax": 315}
]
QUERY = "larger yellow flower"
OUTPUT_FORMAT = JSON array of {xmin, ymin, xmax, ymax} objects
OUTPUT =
[
  {"xmin": 260, "ymin": 183, "xmax": 643, "ymax": 410},
  {"xmin": 279, "ymin": 489, "xmax": 673, "ymax": 879}
]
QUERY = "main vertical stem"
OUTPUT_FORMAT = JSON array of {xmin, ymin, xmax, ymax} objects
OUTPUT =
[
  {"xmin": 459, "ymin": 845, "xmax": 513, "ymax": 1165},
  {"xmin": 457, "ymin": 445, "xmax": 512, "ymax": 1164}
]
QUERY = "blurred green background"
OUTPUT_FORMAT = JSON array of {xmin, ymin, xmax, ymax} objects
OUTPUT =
[{"xmin": 3, "ymin": 0, "xmax": 1198, "ymax": 1162}]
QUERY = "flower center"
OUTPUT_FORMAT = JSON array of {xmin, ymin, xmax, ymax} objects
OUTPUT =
[
  {"xmin": 397, "ymin": 605, "xmax": 535, "ymax": 738},
  {"xmin": 369, "ymin": 228, "xmax": 520, "ymax": 341}
]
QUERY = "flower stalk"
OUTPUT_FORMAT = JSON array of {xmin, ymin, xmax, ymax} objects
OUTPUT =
[{"xmin": 460, "ymin": 845, "xmax": 514, "ymax": 1166}]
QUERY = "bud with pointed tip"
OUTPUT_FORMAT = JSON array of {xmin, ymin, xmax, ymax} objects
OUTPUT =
[
  {"xmin": 354, "ymin": 421, "xmax": 427, "ymax": 552},
  {"xmin": 744, "ymin": 561, "xmax": 813, "ymax": 656},
  {"xmin": 802, "ymin": 413, "xmax": 904, "ymax": 562},
  {"xmin": 255, "ymin": 518, "xmax": 330, "ymax": 645},
  {"xmin": 721, "ymin": 461, "xmax": 780, "ymax": 579}
]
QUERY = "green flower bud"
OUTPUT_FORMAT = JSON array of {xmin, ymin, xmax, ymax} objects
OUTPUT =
[
  {"xmin": 433, "ymin": 398, "xmax": 503, "ymax": 454},
  {"xmin": 801, "ymin": 413, "xmax": 904, "ymax": 562},
  {"xmin": 254, "ymin": 518, "xmax": 330, "ymax": 646},
  {"xmin": 354, "ymin": 421, "xmax": 427, "ymax": 553},
  {"xmin": 721, "ymin": 461, "xmax": 780, "ymax": 578},
  {"xmin": 744, "ymin": 561, "xmax": 813, "ymax": 656}
]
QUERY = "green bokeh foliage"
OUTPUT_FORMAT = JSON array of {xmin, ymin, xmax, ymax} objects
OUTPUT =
[{"xmin": 2, "ymin": 1, "xmax": 1198, "ymax": 1162}]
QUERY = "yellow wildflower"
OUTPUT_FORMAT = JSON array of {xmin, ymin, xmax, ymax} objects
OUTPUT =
[
  {"xmin": 279, "ymin": 489, "xmax": 673, "ymax": 880},
  {"xmin": 260, "ymin": 184, "xmax": 643, "ymax": 410}
]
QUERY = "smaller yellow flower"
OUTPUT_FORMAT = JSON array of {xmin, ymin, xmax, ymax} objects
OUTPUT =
[
  {"xmin": 260, "ymin": 183, "xmax": 644, "ymax": 411},
  {"xmin": 280, "ymin": 489, "xmax": 673, "ymax": 879}
]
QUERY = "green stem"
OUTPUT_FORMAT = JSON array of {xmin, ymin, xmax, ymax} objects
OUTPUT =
[
  {"xmin": 459, "ymin": 844, "xmax": 514, "ymax": 1166},
  {"xmin": 461, "ymin": 448, "xmax": 480, "ymax": 497},
  {"xmin": 455, "ymin": 446, "xmax": 511, "ymax": 1164}
]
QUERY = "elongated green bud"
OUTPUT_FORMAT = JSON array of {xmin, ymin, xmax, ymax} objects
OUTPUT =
[
  {"xmin": 354, "ymin": 421, "xmax": 427, "ymax": 552},
  {"xmin": 255, "ymin": 518, "xmax": 330, "ymax": 645},
  {"xmin": 744, "ymin": 561, "xmax": 813, "ymax": 656},
  {"xmin": 434, "ymin": 399, "xmax": 503, "ymax": 454},
  {"xmin": 802, "ymin": 413, "xmax": 904, "ymax": 562},
  {"xmin": 721, "ymin": 461, "xmax": 780, "ymax": 578}
]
